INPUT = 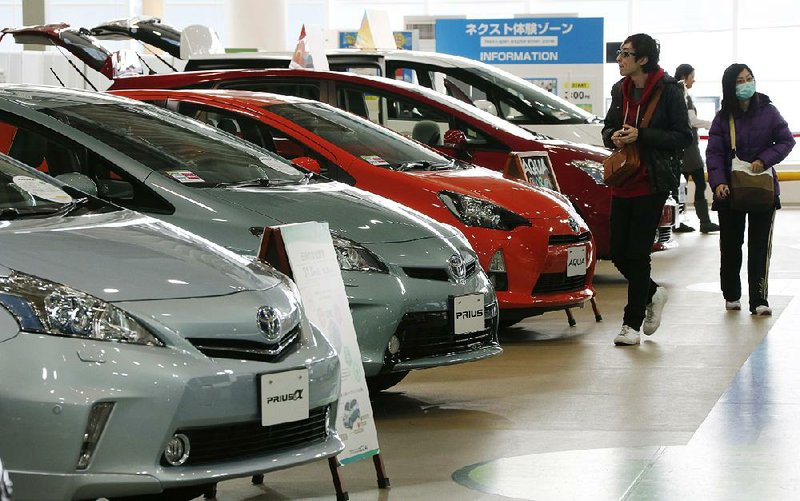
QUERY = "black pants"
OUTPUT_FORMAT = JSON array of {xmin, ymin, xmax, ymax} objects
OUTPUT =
[
  {"xmin": 717, "ymin": 204, "xmax": 775, "ymax": 311},
  {"xmin": 610, "ymin": 192, "xmax": 669, "ymax": 330},
  {"xmin": 683, "ymin": 168, "xmax": 711, "ymax": 225}
]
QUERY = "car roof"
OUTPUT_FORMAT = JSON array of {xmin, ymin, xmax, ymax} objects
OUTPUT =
[
  {"xmin": 113, "ymin": 88, "xmax": 313, "ymax": 107},
  {"xmin": 0, "ymin": 83, "xmax": 133, "ymax": 108},
  {"xmin": 111, "ymin": 68, "xmax": 529, "ymax": 135}
]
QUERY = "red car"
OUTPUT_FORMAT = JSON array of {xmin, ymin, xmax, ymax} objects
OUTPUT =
[
  {"xmin": 111, "ymin": 88, "xmax": 597, "ymax": 326},
  {"xmin": 1, "ymin": 24, "xmax": 676, "ymax": 258}
]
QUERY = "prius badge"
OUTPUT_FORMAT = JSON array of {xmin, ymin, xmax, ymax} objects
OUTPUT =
[{"xmin": 257, "ymin": 306, "xmax": 282, "ymax": 343}]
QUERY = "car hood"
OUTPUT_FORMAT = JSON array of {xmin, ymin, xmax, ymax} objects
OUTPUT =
[
  {"xmin": 204, "ymin": 183, "xmax": 454, "ymax": 244},
  {"xmin": 0, "ymin": 210, "xmax": 283, "ymax": 302},
  {"xmin": 415, "ymin": 167, "xmax": 574, "ymax": 220}
]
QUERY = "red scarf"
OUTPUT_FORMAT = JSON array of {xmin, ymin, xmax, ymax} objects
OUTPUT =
[{"xmin": 613, "ymin": 67, "xmax": 665, "ymax": 198}]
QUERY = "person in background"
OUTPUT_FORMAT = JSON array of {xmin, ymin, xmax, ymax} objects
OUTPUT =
[
  {"xmin": 602, "ymin": 34, "xmax": 692, "ymax": 346},
  {"xmin": 673, "ymin": 64, "xmax": 720, "ymax": 234},
  {"xmin": 706, "ymin": 63, "xmax": 795, "ymax": 316}
]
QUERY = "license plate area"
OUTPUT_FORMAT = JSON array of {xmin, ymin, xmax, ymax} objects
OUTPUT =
[
  {"xmin": 259, "ymin": 368, "xmax": 309, "ymax": 427},
  {"xmin": 567, "ymin": 246, "xmax": 587, "ymax": 277},
  {"xmin": 450, "ymin": 293, "xmax": 485, "ymax": 335}
]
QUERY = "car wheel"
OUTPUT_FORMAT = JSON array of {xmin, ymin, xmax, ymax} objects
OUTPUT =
[{"xmin": 367, "ymin": 371, "xmax": 409, "ymax": 393}]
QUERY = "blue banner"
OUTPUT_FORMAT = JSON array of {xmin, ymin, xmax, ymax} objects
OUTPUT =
[{"xmin": 435, "ymin": 18, "xmax": 603, "ymax": 65}]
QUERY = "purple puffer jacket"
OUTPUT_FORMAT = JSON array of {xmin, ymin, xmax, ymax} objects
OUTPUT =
[{"xmin": 706, "ymin": 93, "xmax": 795, "ymax": 206}]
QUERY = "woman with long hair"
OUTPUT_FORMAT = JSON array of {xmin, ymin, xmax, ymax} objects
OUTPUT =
[{"xmin": 706, "ymin": 63, "xmax": 795, "ymax": 315}]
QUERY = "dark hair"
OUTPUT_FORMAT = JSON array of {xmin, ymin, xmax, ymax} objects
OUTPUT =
[
  {"xmin": 720, "ymin": 63, "xmax": 755, "ymax": 116},
  {"xmin": 624, "ymin": 33, "xmax": 660, "ymax": 73},
  {"xmin": 674, "ymin": 64, "xmax": 694, "ymax": 81}
]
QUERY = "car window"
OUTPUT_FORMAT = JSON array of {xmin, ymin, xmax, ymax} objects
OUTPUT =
[
  {"xmin": 0, "ymin": 115, "xmax": 172, "ymax": 213},
  {"xmin": 267, "ymin": 102, "xmax": 456, "ymax": 172},
  {"xmin": 216, "ymin": 80, "xmax": 321, "ymax": 101},
  {"xmin": 38, "ymin": 102, "xmax": 309, "ymax": 188},
  {"xmin": 335, "ymin": 85, "xmax": 451, "ymax": 146}
]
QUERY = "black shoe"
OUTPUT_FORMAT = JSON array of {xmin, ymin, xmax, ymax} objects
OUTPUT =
[
  {"xmin": 700, "ymin": 222, "xmax": 720, "ymax": 233},
  {"xmin": 674, "ymin": 223, "xmax": 695, "ymax": 233}
]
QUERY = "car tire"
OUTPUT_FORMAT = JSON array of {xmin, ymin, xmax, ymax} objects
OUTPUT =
[{"xmin": 367, "ymin": 371, "xmax": 409, "ymax": 393}]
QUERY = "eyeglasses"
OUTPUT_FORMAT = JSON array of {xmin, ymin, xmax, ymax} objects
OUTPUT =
[
  {"xmin": 736, "ymin": 76, "xmax": 755, "ymax": 84},
  {"xmin": 616, "ymin": 49, "xmax": 637, "ymax": 59}
]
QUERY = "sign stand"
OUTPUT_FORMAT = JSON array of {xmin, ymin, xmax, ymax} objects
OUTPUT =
[
  {"xmin": 256, "ymin": 224, "xmax": 390, "ymax": 499},
  {"xmin": 503, "ymin": 151, "xmax": 603, "ymax": 326}
]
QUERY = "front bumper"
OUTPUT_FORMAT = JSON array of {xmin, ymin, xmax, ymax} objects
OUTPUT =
[
  {"xmin": 0, "ymin": 329, "xmax": 341, "ymax": 500},
  {"xmin": 460, "ymin": 220, "xmax": 596, "ymax": 316}
]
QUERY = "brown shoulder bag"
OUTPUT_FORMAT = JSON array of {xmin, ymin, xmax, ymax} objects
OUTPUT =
[{"xmin": 603, "ymin": 86, "xmax": 664, "ymax": 186}]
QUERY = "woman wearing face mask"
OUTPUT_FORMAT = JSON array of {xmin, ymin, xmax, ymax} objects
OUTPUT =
[{"xmin": 706, "ymin": 63, "xmax": 795, "ymax": 316}]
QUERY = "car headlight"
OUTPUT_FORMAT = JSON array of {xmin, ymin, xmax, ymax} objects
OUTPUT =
[
  {"xmin": 0, "ymin": 271, "xmax": 163, "ymax": 346},
  {"xmin": 570, "ymin": 159, "xmax": 605, "ymax": 185},
  {"xmin": 438, "ymin": 191, "xmax": 530, "ymax": 231},
  {"xmin": 331, "ymin": 235, "xmax": 388, "ymax": 273}
]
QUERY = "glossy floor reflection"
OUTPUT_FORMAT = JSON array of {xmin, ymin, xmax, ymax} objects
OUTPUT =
[{"xmin": 204, "ymin": 208, "xmax": 800, "ymax": 501}]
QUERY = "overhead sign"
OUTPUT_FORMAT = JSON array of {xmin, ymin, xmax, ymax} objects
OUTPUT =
[
  {"xmin": 434, "ymin": 17, "xmax": 604, "ymax": 113},
  {"xmin": 435, "ymin": 17, "xmax": 603, "ymax": 64}
]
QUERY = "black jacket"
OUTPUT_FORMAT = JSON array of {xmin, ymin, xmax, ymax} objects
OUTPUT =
[{"xmin": 602, "ymin": 74, "xmax": 693, "ymax": 194}]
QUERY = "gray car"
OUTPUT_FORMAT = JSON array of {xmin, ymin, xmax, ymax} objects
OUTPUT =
[
  {"xmin": 0, "ymin": 153, "xmax": 342, "ymax": 500},
  {"xmin": 0, "ymin": 84, "xmax": 500, "ymax": 391}
]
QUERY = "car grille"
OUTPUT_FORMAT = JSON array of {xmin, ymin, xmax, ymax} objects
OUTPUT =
[
  {"xmin": 390, "ymin": 304, "xmax": 497, "ymax": 362},
  {"xmin": 532, "ymin": 273, "xmax": 587, "ymax": 294},
  {"xmin": 403, "ymin": 259, "xmax": 478, "ymax": 281},
  {"xmin": 166, "ymin": 406, "xmax": 330, "ymax": 466},
  {"xmin": 187, "ymin": 325, "xmax": 301, "ymax": 362},
  {"xmin": 548, "ymin": 232, "xmax": 592, "ymax": 245}
]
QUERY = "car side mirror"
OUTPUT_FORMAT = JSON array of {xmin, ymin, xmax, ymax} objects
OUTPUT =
[
  {"xmin": 292, "ymin": 156, "xmax": 321, "ymax": 174},
  {"xmin": 55, "ymin": 172, "xmax": 98, "ymax": 197},
  {"xmin": 443, "ymin": 129, "xmax": 468, "ymax": 150}
]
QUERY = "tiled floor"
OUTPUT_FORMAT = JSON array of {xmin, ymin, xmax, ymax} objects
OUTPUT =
[{"xmin": 207, "ymin": 208, "xmax": 800, "ymax": 501}]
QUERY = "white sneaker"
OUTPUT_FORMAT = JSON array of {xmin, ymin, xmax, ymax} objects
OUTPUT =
[
  {"xmin": 643, "ymin": 287, "xmax": 668, "ymax": 336},
  {"xmin": 614, "ymin": 325, "xmax": 640, "ymax": 346},
  {"xmin": 753, "ymin": 305, "xmax": 772, "ymax": 316},
  {"xmin": 725, "ymin": 300, "xmax": 742, "ymax": 311}
]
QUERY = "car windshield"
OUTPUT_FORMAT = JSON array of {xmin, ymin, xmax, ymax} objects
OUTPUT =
[
  {"xmin": 267, "ymin": 102, "xmax": 460, "ymax": 171},
  {"xmin": 461, "ymin": 63, "xmax": 596, "ymax": 124},
  {"xmin": 0, "ymin": 154, "xmax": 99, "ymax": 218},
  {"xmin": 41, "ymin": 102, "xmax": 309, "ymax": 188}
]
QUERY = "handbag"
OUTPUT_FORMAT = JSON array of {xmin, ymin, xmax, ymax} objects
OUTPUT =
[
  {"xmin": 727, "ymin": 115, "xmax": 775, "ymax": 212},
  {"xmin": 603, "ymin": 86, "xmax": 663, "ymax": 186}
]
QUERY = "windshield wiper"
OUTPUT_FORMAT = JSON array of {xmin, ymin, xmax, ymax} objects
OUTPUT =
[
  {"xmin": 0, "ymin": 198, "xmax": 90, "ymax": 220},
  {"xmin": 48, "ymin": 197, "xmax": 90, "ymax": 217},
  {"xmin": 395, "ymin": 161, "xmax": 433, "ymax": 172},
  {"xmin": 0, "ymin": 208, "xmax": 20, "ymax": 220},
  {"xmin": 215, "ymin": 177, "xmax": 271, "ymax": 188}
]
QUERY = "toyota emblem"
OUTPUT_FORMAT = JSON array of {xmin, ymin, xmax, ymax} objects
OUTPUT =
[
  {"xmin": 448, "ymin": 254, "xmax": 467, "ymax": 281},
  {"xmin": 257, "ymin": 306, "xmax": 282, "ymax": 343}
]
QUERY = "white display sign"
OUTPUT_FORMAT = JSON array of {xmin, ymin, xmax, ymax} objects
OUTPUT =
[
  {"xmin": 260, "ymin": 368, "xmax": 309, "ymax": 427},
  {"xmin": 12, "ymin": 176, "xmax": 72, "ymax": 203},
  {"xmin": 279, "ymin": 222, "xmax": 381, "ymax": 465},
  {"xmin": 567, "ymin": 246, "xmax": 587, "ymax": 277},
  {"xmin": 453, "ymin": 294, "xmax": 484, "ymax": 335}
]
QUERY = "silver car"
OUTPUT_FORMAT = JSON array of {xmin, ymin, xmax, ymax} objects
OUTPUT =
[
  {"xmin": 0, "ymin": 84, "xmax": 501, "ymax": 391},
  {"xmin": 0, "ymin": 154, "xmax": 341, "ymax": 500}
]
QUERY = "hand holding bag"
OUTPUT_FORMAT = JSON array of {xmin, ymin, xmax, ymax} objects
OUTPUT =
[
  {"xmin": 727, "ymin": 115, "xmax": 775, "ymax": 212},
  {"xmin": 603, "ymin": 86, "xmax": 663, "ymax": 187}
]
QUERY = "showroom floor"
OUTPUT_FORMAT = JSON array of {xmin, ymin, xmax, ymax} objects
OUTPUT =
[{"xmin": 205, "ymin": 208, "xmax": 800, "ymax": 501}]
